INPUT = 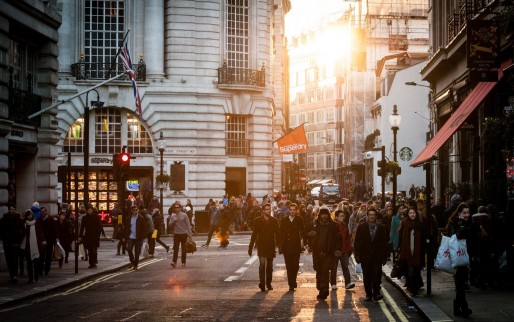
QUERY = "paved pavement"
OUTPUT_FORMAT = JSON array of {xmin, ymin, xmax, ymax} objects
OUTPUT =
[{"xmin": 1, "ymin": 228, "xmax": 513, "ymax": 321}]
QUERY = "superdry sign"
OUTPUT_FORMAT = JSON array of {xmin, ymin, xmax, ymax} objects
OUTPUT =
[{"xmin": 275, "ymin": 124, "xmax": 309, "ymax": 155}]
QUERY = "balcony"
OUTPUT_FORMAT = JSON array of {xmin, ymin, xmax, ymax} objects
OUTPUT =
[
  {"xmin": 217, "ymin": 62, "xmax": 265, "ymax": 88},
  {"xmin": 70, "ymin": 60, "xmax": 146, "ymax": 81},
  {"xmin": 226, "ymin": 138, "xmax": 250, "ymax": 156},
  {"xmin": 8, "ymin": 88, "xmax": 41, "ymax": 127}
]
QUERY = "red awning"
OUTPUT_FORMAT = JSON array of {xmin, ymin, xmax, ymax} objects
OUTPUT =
[{"xmin": 410, "ymin": 81, "xmax": 498, "ymax": 167}]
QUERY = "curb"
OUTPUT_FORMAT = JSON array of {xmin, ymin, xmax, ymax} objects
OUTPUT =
[
  {"xmin": 382, "ymin": 265, "xmax": 453, "ymax": 322},
  {"xmin": 0, "ymin": 261, "xmax": 130, "ymax": 309}
]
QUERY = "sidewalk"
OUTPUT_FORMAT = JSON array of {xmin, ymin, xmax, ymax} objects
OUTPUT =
[
  {"xmin": 0, "ymin": 229, "xmax": 130, "ymax": 308},
  {"xmin": 383, "ymin": 261, "xmax": 514, "ymax": 321}
]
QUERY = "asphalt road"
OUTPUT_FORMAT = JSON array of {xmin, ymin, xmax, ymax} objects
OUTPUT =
[{"xmin": 0, "ymin": 235, "xmax": 425, "ymax": 321}]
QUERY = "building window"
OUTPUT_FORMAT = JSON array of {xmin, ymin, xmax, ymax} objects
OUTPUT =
[
  {"xmin": 95, "ymin": 108, "xmax": 122, "ymax": 154},
  {"xmin": 316, "ymin": 153, "xmax": 324, "ymax": 170},
  {"xmin": 84, "ymin": 0, "xmax": 125, "ymax": 79},
  {"xmin": 64, "ymin": 108, "xmax": 152, "ymax": 154},
  {"xmin": 225, "ymin": 0, "xmax": 249, "ymax": 69},
  {"xmin": 326, "ymin": 107, "xmax": 335, "ymax": 122},
  {"xmin": 226, "ymin": 114, "xmax": 249, "ymax": 156},
  {"xmin": 8, "ymin": 40, "xmax": 36, "ymax": 91},
  {"xmin": 316, "ymin": 109, "xmax": 324, "ymax": 124},
  {"xmin": 64, "ymin": 120, "xmax": 84, "ymax": 153},
  {"xmin": 308, "ymin": 111, "xmax": 314, "ymax": 124},
  {"xmin": 307, "ymin": 132, "xmax": 314, "ymax": 146},
  {"xmin": 307, "ymin": 154, "xmax": 315, "ymax": 171},
  {"xmin": 326, "ymin": 153, "xmax": 333, "ymax": 170}
]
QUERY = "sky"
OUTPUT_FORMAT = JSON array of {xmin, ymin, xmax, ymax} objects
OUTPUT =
[{"xmin": 285, "ymin": 0, "xmax": 352, "ymax": 37}]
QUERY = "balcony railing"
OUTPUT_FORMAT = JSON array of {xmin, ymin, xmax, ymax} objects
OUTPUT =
[
  {"xmin": 226, "ymin": 138, "xmax": 250, "ymax": 156},
  {"xmin": 448, "ymin": 0, "xmax": 495, "ymax": 42},
  {"xmin": 218, "ymin": 62, "xmax": 265, "ymax": 87},
  {"xmin": 8, "ymin": 87, "xmax": 41, "ymax": 126},
  {"xmin": 70, "ymin": 61, "xmax": 146, "ymax": 81}
]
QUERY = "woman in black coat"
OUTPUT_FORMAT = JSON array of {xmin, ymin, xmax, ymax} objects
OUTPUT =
[
  {"xmin": 56, "ymin": 210, "xmax": 73, "ymax": 267},
  {"xmin": 79, "ymin": 205, "xmax": 103, "ymax": 269},
  {"xmin": 446, "ymin": 202, "xmax": 475, "ymax": 318}
]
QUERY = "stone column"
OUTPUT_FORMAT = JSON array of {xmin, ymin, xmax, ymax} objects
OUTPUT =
[
  {"xmin": 144, "ymin": 0, "xmax": 164, "ymax": 79},
  {"xmin": 0, "ymin": 15, "xmax": 10, "ymax": 216}
]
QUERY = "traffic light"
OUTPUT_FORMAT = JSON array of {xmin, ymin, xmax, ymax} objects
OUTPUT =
[
  {"xmin": 377, "ymin": 159, "xmax": 385, "ymax": 177},
  {"xmin": 119, "ymin": 152, "xmax": 131, "ymax": 181}
]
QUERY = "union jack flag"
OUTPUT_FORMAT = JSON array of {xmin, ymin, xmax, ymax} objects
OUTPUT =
[{"xmin": 120, "ymin": 40, "xmax": 142, "ymax": 115}]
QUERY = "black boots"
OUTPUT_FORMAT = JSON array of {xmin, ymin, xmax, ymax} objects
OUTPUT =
[{"xmin": 454, "ymin": 299, "xmax": 472, "ymax": 317}]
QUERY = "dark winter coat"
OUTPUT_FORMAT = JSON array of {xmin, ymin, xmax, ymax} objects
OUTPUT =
[
  {"xmin": 40, "ymin": 215, "xmax": 57, "ymax": 245},
  {"xmin": 249, "ymin": 215, "xmax": 280, "ymax": 258},
  {"xmin": 56, "ymin": 219, "xmax": 73, "ymax": 251},
  {"xmin": 398, "ymin": 218, "xmax": 424, "ymax": 268},
  {"xmin": 79, "ymin": 213, "xmax": 102, "ymax": 248},
  {"xmin": 0, "ymin": 212, "xmax": 25, "ymax": 245},
  {"xmin": 354, "ymin": 221, "xmax": 388, "ymax": 265},
  {"xmin": 279, "ymin": 215, "xmax": 305, "ymax": 254},
  {"xmin": 123, "ymin": 214, "xmax": 148, "ymax": 241}
]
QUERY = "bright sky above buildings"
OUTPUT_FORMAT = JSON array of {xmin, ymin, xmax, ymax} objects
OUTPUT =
[{"xmin": 285, "ymin": 0, "xmax": 352, "ymax": 37}]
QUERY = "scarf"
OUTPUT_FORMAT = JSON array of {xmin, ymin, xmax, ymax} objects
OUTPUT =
[{"xmin": 20, "ymin": 220, "xmax": 40, "ymax": 261}]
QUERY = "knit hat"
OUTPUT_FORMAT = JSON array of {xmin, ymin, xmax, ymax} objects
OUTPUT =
[
  {"xmin": 450, "ymin": 194, "xmax": 462, "ymax": 205},
  {"xmin": 319, "ymin": 207, "xmax": 330, "ymax": 216}
]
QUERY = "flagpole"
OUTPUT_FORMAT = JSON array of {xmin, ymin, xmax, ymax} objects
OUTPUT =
[
  {"xmin": 28, "ymin": 71, "xmax": 128, "ymax": 120},
  {"xmin": 105, "ymin": 29, "xmax": 131, "ymax": 80}
]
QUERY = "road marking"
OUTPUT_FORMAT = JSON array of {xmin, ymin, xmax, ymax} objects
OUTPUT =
[
  {"xmin": 174, "ymin": 307, "xmax": 192, "ymax": 317},
  {"xmin": 382, "ymin": 288, "xmax": 409, "ymax": 322},
  {"xmin": 225, "ymin": 255, "xmax": 258, "ymax": 281},
  {"xmin": 0, "ymin": 303, "xmax": 31, "ymax": 313},
  {"xmin": 118, "ymin": 311, "xmax": 147, "ymax": 321}
]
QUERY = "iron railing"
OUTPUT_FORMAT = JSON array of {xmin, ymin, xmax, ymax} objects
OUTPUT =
[
  {"xmin": 448, "ymin": 0, "xmax": 496, "ymax": 42},
  {"xmin": 218, "ymin": 62, "xmax": 265, "ymax": 87},
  {"xmin": 71, "ymin": 61, "xmax": 146, "ymax": 81},
  {"xmin": 226, "ymin": 138, "xmax": 250, "ymax": 156}
]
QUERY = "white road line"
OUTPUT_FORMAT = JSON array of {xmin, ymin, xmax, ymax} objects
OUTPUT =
[
  {"xmin": 0, "ymin": 303, "xmax": 31, "ymax": 313},
  {"xmin": 174, "ymin": 307, "xmax": 192, "ymax": 317},
  {"xmin": 225, "ymin": 255, "xmax": 258, "ymax": 281},
  {"xmin": 118, "ymin": 311, "xmax": 147, "ymax": 321}
]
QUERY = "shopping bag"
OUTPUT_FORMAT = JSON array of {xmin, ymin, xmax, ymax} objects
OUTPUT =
[
  {"xmin": 79, "ymin": 243, "xmax": 86, "ymax": 258},
  {"xmin": 390, "ymin": 260, "xmax": 406, "ymax": 278},
  {"xmin": 355, "ymin": 263, "xmax": 362, "ymax": 274},
  {"xmin": 449, "ymin": 234, "xmax": 469, "ymax": 268},
  {"xmin": 434, "ymin": 235, "xmax": 455, "ymax": 273},
  {"xmin": 152, "ymin": 229, "xmax": 158, "ymax": 239},
  {"xmin": 185, "ymin": 235, "xmax": 197, "ymax": 254},
  {"xmin": 52, "ymin": 243, "xmax": 63, "ymax": 261},
  {"xmin": 141, "ymin": 239, "xmax": 149, "ymax": 259},
  {"xmin": 56, "ymin": 241, "xmax": 65, "ymax": 259}
]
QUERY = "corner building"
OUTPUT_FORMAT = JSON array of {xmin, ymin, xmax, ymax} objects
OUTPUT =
[{"xmin": 55, "ymin": 0, "xmax": 290, "ymax": 214}]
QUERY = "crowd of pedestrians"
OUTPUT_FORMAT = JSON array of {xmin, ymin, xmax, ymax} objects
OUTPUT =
[{"xmin": 1, "ymin": 188, "xmax": 511, "ymax": 320}]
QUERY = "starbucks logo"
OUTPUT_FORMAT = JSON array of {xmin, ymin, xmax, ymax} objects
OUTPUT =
[{"xmin": 399, "ymin": 147, "xmax": 413, "ymax": 161}]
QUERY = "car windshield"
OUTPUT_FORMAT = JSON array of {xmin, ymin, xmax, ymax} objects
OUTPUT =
[{"xmin": 322, "ymin": 186, "xmax": 339, "ymax": 193}]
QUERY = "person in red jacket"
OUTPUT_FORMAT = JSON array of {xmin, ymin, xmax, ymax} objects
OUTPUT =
[{"xmin": 331, "ymin": 209, "xmax": 355, "ymax": 290}]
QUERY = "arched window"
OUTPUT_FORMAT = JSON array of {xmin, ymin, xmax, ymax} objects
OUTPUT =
[{"xmin": 64, "ymin": 108, "xmax": 152, "ymax": 154}]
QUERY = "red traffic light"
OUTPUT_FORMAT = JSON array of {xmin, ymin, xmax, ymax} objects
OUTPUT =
[{"xmin": 120, "ymin": 153, "xmax": 130, "ymax": 164}]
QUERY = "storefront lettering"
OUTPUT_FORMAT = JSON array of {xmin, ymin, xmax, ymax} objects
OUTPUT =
[{"xmin": 91, "ymin": 157, "xmax": 113, "ymax": 164}]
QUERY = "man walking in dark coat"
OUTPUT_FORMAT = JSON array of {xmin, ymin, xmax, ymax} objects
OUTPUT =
[
  {"xmin": 354, "ymin": 207, "xmax": 388, "ymax": 302},
  {"xmin": 279, "ymin": 202, "xmax": 305, "ymax": 291},
  {"xmin": 38, "ymin": 206, "xmax": 57, "ymax": 275},
  {"xmin": 248, "ymin": 203, "xmax": 280, "ymax": 291},
  {"xmin": 79, "ymin": 205, "xmax": 103, "ymax": 268},
  {"xmin": 0, "ymin": 205, "xmax": 25, "ymax": 283},
  {"xmin": 124, "ymin": 205, "xmax": 148, "ymax": 270},
  {"xmin": 309, "ymin": 207, "xmax": 341, "ymax": 300}
]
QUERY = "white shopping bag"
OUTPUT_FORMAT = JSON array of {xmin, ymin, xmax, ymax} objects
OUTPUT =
[
  {"xmin": 449, "ymin": 234, "xmax": 469, "ymax": 268},
  {"xmin": 355, "ymin": 263, "xmax": 362, "ymax": 274},
  {"xmin": 140, "ymin": 239, "xmax": 149, "ymax": 259},
  {"xmin": 434, "ymin": 235, "xmax": 455, "ymax": 273}
]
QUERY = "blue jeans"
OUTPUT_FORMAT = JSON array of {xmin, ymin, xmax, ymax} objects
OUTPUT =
[{"xmin": 331, "ymin": 253, "xmax": 352, "ymax": 286}]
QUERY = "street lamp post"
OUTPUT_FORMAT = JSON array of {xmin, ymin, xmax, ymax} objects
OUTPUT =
[
  {"xmin": 388, "ymin": 105, "xmax": 401, "ymax": 216},
  {"xmin": 158, "ymin": 132, "xmax": 166, "ymax": 216}
]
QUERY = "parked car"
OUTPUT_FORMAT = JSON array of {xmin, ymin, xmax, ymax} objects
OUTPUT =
[
  {"xmin": 319, "ymin": 183, "xmax": 342, "ymax": 205},
  {"xmin": 310, "ymin": 186, "xmax": 321, "ymax": 199}
]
